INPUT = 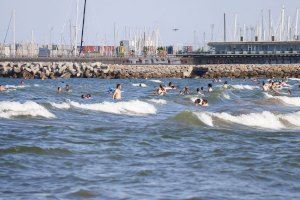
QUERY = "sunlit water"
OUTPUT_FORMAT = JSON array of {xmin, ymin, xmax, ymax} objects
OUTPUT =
[{"xmin": 0, "ymin": 78, "xmax": 300, "ymax": 199}]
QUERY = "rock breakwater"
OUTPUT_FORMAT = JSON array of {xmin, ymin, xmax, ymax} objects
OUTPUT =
[{"xmin": 0, "ymin": 62, "xmax": 299, "ymax": 79}]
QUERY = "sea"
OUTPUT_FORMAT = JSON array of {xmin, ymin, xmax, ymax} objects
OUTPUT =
[{"xmin": 0, "ymin": 77, "xmax": 299, "ymax": 200}]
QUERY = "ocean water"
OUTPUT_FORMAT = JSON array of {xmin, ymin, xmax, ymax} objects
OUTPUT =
[{"xmin": 0, "ymin": 78, "xmax": 299, "ymax": 200}]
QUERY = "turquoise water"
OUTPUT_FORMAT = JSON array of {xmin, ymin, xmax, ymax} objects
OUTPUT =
[{"xmin": 0, "ymin": 78, "xmax": 300, "ymax": 199}]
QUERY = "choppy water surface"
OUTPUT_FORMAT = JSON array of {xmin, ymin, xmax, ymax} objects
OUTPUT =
[{"xmin": 0, "ymin": 78, "xmax": 300, "ymax": 200}]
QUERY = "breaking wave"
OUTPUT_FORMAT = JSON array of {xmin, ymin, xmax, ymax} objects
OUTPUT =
[
  {"xmin": 50, "ymin": 102, "xmax": 71, "ymax": 109},
  {"xmin": 5, "ymin": 85, "xmax": 27, "ymax": 90},
  {"xmin": 280, "ymin": 111, "xmax": 300, "ymax": 127},
  {"xmin": 66, "ymin": 100, "xmax": 156, "ymax": 115},
  {"xmin": 149, "ymin": 80, "xmax": 163, "ymax": 83},
  {"xmin": 264, "ymin": 93, "xmax": 300, "ymax": 107},
  {"xmin": 231, "ymin": 85, "xmax": 259, "ymax": 90},
  {"xmin": 192, "ymin": 111, "xmax": 300, "ymax": 130},
  {"xmin": 148, "ymin": 99, "xmax": 167, "ymax": 104},
  {"xmin": 0, "ymin": 101, "xmax": 56, "ymax": 119}
]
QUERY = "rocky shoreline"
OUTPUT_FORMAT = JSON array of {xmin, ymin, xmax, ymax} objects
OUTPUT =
[{"xmin": 0, "ymin": 62, "xmax": 300, "ymax": 79}]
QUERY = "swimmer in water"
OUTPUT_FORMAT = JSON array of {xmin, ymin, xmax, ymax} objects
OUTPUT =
[
  {"xmin": 194, "ymin": 98, "xmax": 209, "ymax": 107},
  {"xmin": 180, "ymin": 86, "xmax": 190, "ymax": 95},
  {"xmin": 57, "ymin": 87, "xmax": 63, "ymax": 93},
  {"xmin": 262, "ymin": 82, "xmax": 269, "ymax": 91},
  {"xmin": 65, "ymin": 84, "xmax": 71, "ymax": 92},
  {"xmin": 223, "ymin": 81, "xmax": 228, "ymax": 89},
  {"xmin": 0, "ymin": 85, "xmax": 6, "ymax": 92},
  {"xmin": 113, "ymin": 84, "xmax": 122, "ymax": 100},
  {"xmin": 208, "ymin": 84, "xmax": 213, "ymax": 92},
  {"xmin": 20, "ymin": 80, "xmax": 24, "ymax": 85},
  {"xmin": 168, "ymin": 82, "xmax": 176, "ymax": 89},
  {"xmin": 81, "ymin": 94, "xmax": 92, "ymax": 99},
  {"xmin": 196, "ymin": 88, "xmax": 202, "ymax": 95},
  {"xmin": 156, "ymin": 84, "xmax": 167, "ymax": 96}
]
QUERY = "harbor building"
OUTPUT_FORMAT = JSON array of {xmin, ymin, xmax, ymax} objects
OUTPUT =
[{"xmin": 181, "ymin": 41, "xmax": 300, "ymax": 64}]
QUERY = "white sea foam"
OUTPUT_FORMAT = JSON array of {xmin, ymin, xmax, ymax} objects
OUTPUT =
[
  {"xmin": 223, "ymin": 93, "xmax": 231, "ymax": 99},
  {"xmin": 50, "ymin": 102, "xmax": 71, "ymax": 109},
  {"xmin": 190, "ymin": 97, "xmax": 199, "ymax": 103},
  {"xmin": 194, "ymin": 111, "xmax": 285, "ymax": 130},
  {"xmin": 231, "ymin": 84, "xmax": 259, "ymax": 90},
  {"xmin": 194, "ymin": 112, "xmax": 214, "ymax": 127},
  {"xmin": 288, "ymin": 78, "xmax": 300, "ymax": 81},
  {"xmin": 69, "ymin": 100, "xmax": 156, "ymax": 115},
  {"xmin": 264, "ymin": 93, "xmax": 300, "ymax": 107},
  {"xmin": 280, "ymin": 111, "xmax": 300, "ymax": 127},
  {"xmin": 5, "ymin": 85, "xmax": 27, "ymax": 90},
  {"xmin": 148, "ymin": 99, "xmax": 167, "ymax": 104},
  {"xmin": 149, "ymin": 80, "xmax": 162, "ymax": 83},
  {"xmin": 132, "ymin": 83, "xmax": 147, "ymax": 87},
  {"xmin": 0, "ymin": 101, "xmax": 55, "ymax": 119}
]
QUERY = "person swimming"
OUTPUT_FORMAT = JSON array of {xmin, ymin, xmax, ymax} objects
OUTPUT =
[
  {"xmin": 180, "ymin": 86, "xmax": 190, "ymax": 95},
  {"xmin": 223, "ymin": 81, "xmax": 228, "ymax": 89},
  {"xmin": 113, "ymin": 84, "xmax": 122, "ymax": 99},
  {"xmin": 194, "ymin": 98, "xmax": 209, "ymax": 107},
  {"xmin": 0, "ymin": 85, "xmax": 6, "ymax": 92},
  {"xmin": 57, "ymin": 87, "xmax": 63, "ymax": 93},
  {"xmin": 208, "ymin": 84, "xmax": 213, "ymax": 92},
  {"xmin": 156, "ymin": 84, "xmax": 167, "ymax": 95},
  {"xmin": 81, "ymin": 94, "xmax": 92, "ymax": 99},
  {"xmin": 262, "ymin": 82, "xmax": 269, "ymax": 91},
  {"xmin": 20, "ymin": 80, "xmax": 24, "ymax": 85},
  {"xmin": 65, "ymin": 84, "xmax": 71, "ymax": 92},
  {"xmin": 168, "ymin": 82, "xmax": 176, "ymax": 89}
]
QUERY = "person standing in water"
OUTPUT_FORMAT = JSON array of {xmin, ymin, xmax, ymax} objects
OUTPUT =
[
  {"xmin": 0, "ymin": 85, "xmax": 6, "ymax": 92},
  {"xmin": 156, "ymin": 84, "xmax": 167, "ymax": 96},
  {"xmin": 65, "ymin": 84, "xmax": 71, "ymax": 92},
  {"xmin": 57, "ymin": 87, "xmax": 63, "ymax": 93},
  {"xmin": 223, "ymin": 81, "xmax": 228, "ymax": 89},
  {"xmin": 180, "ymin": 86, "xmax": 190, "ymax": 95},
  {"xmin": 113, "ymin": 84, "xmax": 122, "ymax": 99},
  {"xmin": 208, "ymin": 84, "xmax": 213, "ymax": 92}
]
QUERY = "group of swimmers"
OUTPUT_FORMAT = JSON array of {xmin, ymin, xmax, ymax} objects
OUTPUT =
[
  {"xmin": 2, "ymin": 78, "xmax": 296, "ymax": 108},
  {"xmin": 262, "ymin": 80, "xmax": 292, "ymax": 95},
  {"xmin": 57, "ymin": 84, "xmax": 71, "ymax": 93},
  {"xmin": 154, "ymin": 82, "xmax": 213, "ymax": 106}
]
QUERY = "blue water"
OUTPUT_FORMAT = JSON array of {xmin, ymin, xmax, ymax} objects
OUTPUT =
[{"xmin": 0, "ymin": 78, "xmax": 300, "ymax": 200}]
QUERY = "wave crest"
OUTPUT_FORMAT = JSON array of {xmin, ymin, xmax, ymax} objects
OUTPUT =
[
  {"xmin": 264, "ymin": 93, "xmax": 300, "ymax": 107},
  {"xmin": 231, "ymin": 85, "xmax": 259, "ymax": 90},
  {"xmin": 0, "ymin": 101, "xmax": 55, "ymax": 119},
  {"xmin": 193, "ymin": 111, "xmax": 286, "ymax": 130},
  {"xmin": 69, "ymin": 100, "xmax": 156, "ymax": 115}
]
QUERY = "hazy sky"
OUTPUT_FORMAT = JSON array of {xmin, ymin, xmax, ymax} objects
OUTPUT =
[{"xmin": 0, "ymin": 0, "xmax": 299, "ymax": 46}]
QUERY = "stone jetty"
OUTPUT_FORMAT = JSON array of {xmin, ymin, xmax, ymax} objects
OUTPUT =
[{"xmin": 0, "ymin": 62, "xmax": 300, "ymax": 79}]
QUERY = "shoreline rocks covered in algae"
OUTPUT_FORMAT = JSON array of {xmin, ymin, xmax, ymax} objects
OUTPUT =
[{"xmin": 0, "ymin": 62, "xmax": 300, "ymax": 79}]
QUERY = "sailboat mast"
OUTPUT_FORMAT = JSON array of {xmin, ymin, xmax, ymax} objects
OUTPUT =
[
  {"xmin": 79, "ymin": 0, "xmax": 87, "ymax": 55},
  {"xmin": 13, "ymin": 9, "xmax": 16, "ymax": 57},
  {"xmin": 74, "ymin": 0, "xmax": 79, "ymax": 56}
]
